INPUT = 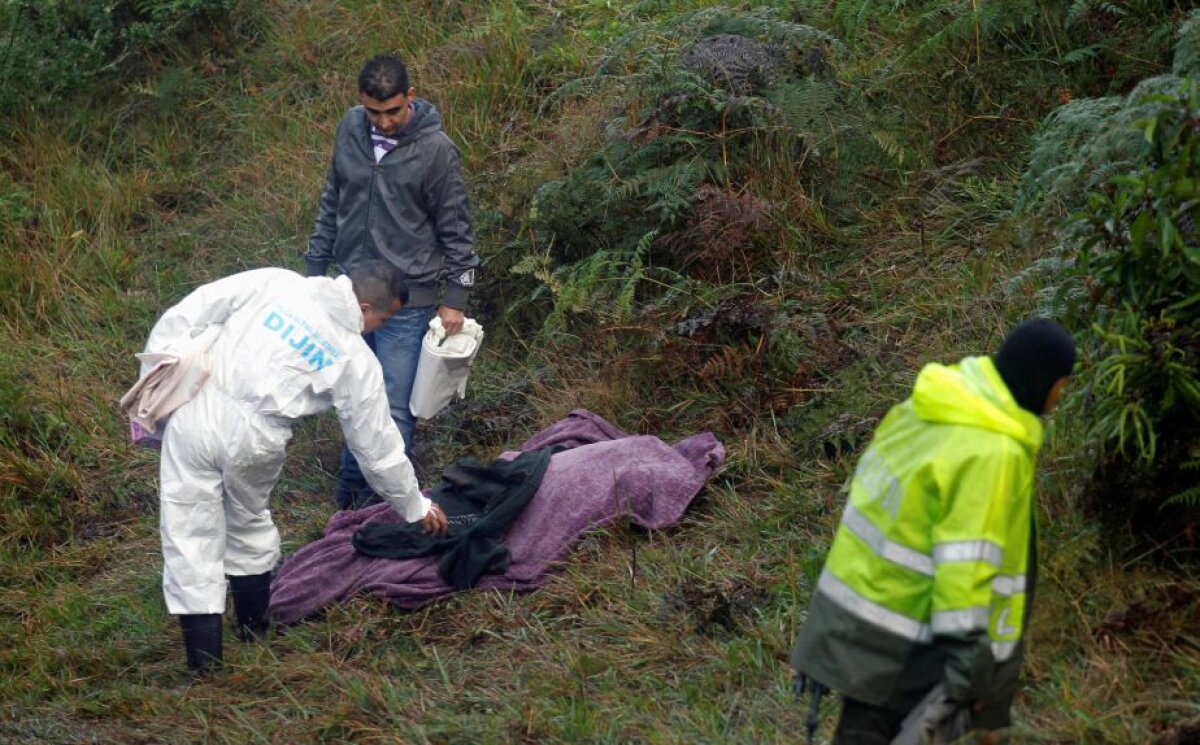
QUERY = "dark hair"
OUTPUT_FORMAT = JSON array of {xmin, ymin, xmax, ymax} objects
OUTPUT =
[
  {"xmin": 347, "ymin": 260, "xmax": 403, "ymax": 310},
  {"xmin": 993, "ymin": 318, "xmax": 1076, "ymax": 415},
  {"xmin": 357, "ymin": 55, "xmax": 409, "ymax": 100}
]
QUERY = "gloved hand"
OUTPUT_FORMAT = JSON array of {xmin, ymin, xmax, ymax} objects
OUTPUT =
[
  {"xmin": 941, "ymin": 634, "xmax": 995, "ymax": 707},
  {"xmin": 422, "ymin": 502, "xmax": 449, "ymax": 535}
]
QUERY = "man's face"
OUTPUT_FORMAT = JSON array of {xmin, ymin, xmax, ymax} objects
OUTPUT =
[
  {"xmin": 360, "ymin": 297, "xmax": 402, "ymax": 334},
  {"xmin": 360, "ymin": 88, "xmax": 415, "ymax": 136},
  {"xmin": 1044, "ymin": 376, "xmax": 1070, "ymax": 413}
]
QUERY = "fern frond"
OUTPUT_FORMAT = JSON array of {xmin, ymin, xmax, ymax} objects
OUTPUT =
[
  {"xmin": 833, "ymin": 0, "xmax": 877, "ymax": 40},
  {"xmin": 699, "ymin": 345, "xmax": 746, "ymax": 382},
  {"xmin": 869, "ymin": 128, "xmax": 907, "ymax": 165},
  {"xmin": 1066, "ymin": 0, "xmax": 1092, "ymax": 26},
  {"xmin": 1163, "ymin": 483, "xmax": 1200, "ymax": 509}
]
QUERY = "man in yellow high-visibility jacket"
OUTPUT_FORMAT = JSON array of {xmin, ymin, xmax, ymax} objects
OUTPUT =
[{"xmin": 791, "ymin": 319, "xmax": 1075, "ymax": 743}]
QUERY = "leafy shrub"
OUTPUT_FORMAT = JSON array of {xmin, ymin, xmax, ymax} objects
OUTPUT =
[
  {"xmin": 1174, "ymin": 9, "xmax": 1200, "ymax": 78},
  {"xmin": 506, "ymin": 6, "xmax": 886, "ymax": 332},
  {"xmin": 0, "ymin": 0, "xmax": 238, "ymax": 113},
  {"xmin": 1020, "ymin": 76, "xmax": 1195, "ymax": 214},
  {"xmin": 1064, "ymin": 79, "xmax": 1200, "ymax": 515},
  {"xmin": 1020, "ymin": 10, "xmax": 1200, "ymax": 214},
  {"xmin": 810, "ymin": 0, "xmax": 1184, "ymax": 166}
]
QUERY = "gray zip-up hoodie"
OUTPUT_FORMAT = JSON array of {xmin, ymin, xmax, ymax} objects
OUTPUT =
[{"xmin": 305, "ymin": 100, "xmax": 479, "ymax": 310}]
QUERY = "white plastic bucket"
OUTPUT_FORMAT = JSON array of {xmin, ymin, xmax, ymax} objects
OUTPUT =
[{"xmin": 409, "ymin": 316, "xmax": 484, "ymax": 420}]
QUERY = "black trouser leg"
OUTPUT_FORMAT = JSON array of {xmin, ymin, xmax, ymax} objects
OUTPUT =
[
  {"xmin": 833, "ymin": 696, "xmax": 907, "ymax": 745},
  {"xmin": 179, "ymin": 613, "xmax": 223, "ymax": 672},
  {"xmin": 229, "ymin": 571, "xmax": 272, "ymax": 642}
]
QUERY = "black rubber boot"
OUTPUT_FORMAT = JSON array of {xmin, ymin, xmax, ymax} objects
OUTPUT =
[
  {"xmin": 179, "ymin": 613, "xmax": 223, "ymax": 673},
  {"xmin": 229, "ymin": 571, "xmax": 272, "ymax": 642}
]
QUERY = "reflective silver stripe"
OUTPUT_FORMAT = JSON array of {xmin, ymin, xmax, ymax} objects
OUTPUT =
[
  {"xmin": 992, "ymin": 574, "xmax": 1027, "ymax": 597},
  {"xmin": 931, "ymin": 607, "xmax": 991, "ymax": 634},
  {"xmin": 992, "ymin": 640, "xmax": 1019, "ymax": 661},
  {"xmin": 853, "ymin": 447, "xmax": 903, "ymax": 518},
  {"xmin": 842, "ymin": 505, "xmax": 935, "ymax": 576},
  {"xmin": 817, "ymin": 569, "xmax": 933, "ymax": 643},
  {"xmin": 933, "ymin": 540, "xmax": 1004, "ymax": 567}
]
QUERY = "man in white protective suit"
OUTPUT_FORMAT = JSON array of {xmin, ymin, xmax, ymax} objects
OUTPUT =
[{"xmin": 138, "ymin": 261, "xmax": 448, "ymax": 672}]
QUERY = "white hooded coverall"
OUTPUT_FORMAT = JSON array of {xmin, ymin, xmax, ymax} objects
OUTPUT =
[{"xmin": 143, "ymin": 268, "xmax": 429, "ymax": 615}]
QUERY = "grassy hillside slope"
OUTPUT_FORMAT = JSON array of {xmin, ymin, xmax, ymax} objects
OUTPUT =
[{"xmin": 1, "ymin": 1, "xmax": 1197, "ymax": 742}]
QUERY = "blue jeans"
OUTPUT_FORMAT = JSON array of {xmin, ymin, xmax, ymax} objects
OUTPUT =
[{"xmin": 336, "ymin": 304, "xmax": 436, "ymax": 507}]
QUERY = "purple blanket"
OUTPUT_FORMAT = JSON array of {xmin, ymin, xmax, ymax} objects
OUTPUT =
[{"xmin": 270, "ymin": 410, "xmax": 725, "ymax": 622}]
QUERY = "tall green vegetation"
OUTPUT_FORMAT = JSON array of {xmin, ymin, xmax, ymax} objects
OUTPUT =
[
  {"xmin": 0, "ymin": 0, "xmax": 245, "ymax": 550},
  {"xmin": 479, "ymin": 6, "xmax": 903, "ymax": 444},
  {"xmin": 504, "ymin": 8, "xmax": 870, "ymax": 331},
  {"xmin": 1065, "ymin": 82, "xmax": 1200, "ymax": 514},
  {"xmin": 1021, "ymin": 12, "xmax": 1200, "ymax": 212},
  {"xmin": 0, "ymin": 0, "xmax": 242, "ymax": 113},
  {"xmin": 1017, "ymin": 13, "xmax": 1200, "ymax": 532},
  {"xmin": 813, "ymin": 0, "xmax": 1187, "ymax": 166}
]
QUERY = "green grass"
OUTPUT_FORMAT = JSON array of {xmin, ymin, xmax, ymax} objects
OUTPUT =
[{"xmin": 1, "ymin": 0, "xmax": 1198, "ymax": 742}]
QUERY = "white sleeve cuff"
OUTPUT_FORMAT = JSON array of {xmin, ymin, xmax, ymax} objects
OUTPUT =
[{"xmin": 386, "ymin": 492, "xmax": 431, "ymax": 523}]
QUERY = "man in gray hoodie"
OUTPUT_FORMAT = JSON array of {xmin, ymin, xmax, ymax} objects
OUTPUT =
[{"xmin": 305, "ymin": 54, "xmax": 481, "ymax": 509}]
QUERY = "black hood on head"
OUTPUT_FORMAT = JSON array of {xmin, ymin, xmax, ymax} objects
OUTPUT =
[{"xmin": 993, "ymin": 318, "xmax": 1076, "ymax": 415}]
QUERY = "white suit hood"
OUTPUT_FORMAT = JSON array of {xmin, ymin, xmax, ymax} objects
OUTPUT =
[{"xmin": 309, "ymin": 274, "xmax": 365, "ymax": 334}]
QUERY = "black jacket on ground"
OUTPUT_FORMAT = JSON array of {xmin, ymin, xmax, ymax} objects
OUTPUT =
[{"xmin": 352, "ymin": 446, "xmax": 556, "ymax": 589}]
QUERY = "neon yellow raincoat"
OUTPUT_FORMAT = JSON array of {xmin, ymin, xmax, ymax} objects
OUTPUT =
[{"xmin": 791, "ymin": 356, "xmax": 1042, "ymax": 723}]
